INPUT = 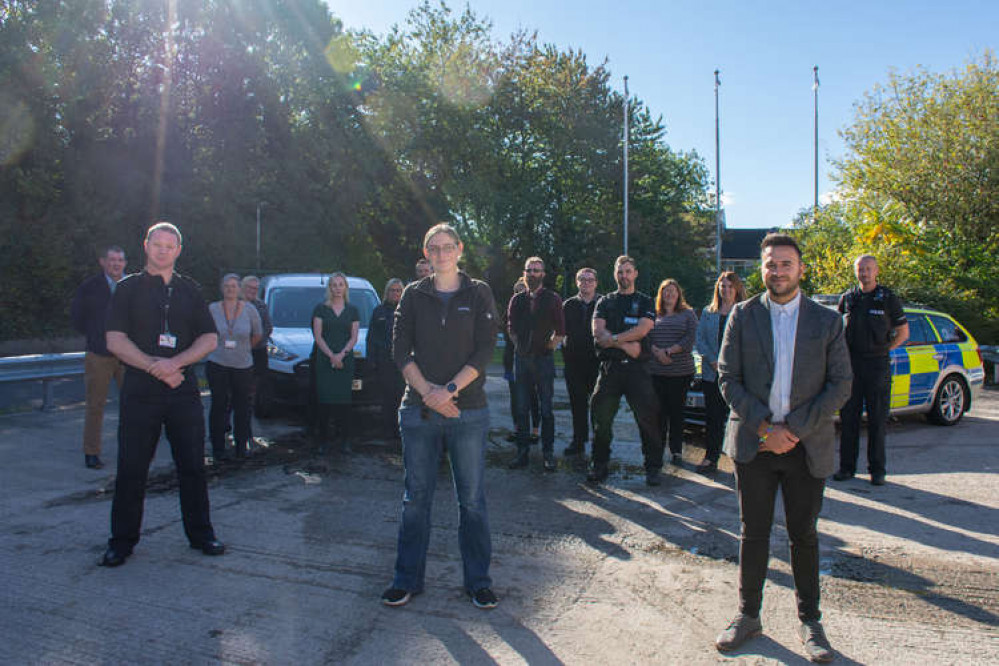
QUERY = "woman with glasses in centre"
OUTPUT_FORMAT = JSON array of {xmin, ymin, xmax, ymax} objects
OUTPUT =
[{"xmin": 381, "ymin": 223, "xmax": 500, "ymax": 611}]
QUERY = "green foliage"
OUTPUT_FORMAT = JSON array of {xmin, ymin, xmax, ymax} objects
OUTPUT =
[{"xmin": 0, "ymin": 0, "xmax": 713, "ymax": 341}]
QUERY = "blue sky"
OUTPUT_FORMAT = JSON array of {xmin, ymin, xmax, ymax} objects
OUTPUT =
[{"xmin": 326, "ymin": 0, "xmax": 996, "ymax": 229}]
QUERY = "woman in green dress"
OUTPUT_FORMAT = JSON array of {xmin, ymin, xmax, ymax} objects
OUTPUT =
[{"xmin": 311, "ymin": 272, "xmax": 359, "ymax": 452}]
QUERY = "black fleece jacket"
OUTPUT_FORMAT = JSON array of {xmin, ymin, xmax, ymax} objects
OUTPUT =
[{"xmin": 392, "ymin": 272, "xmax": 499, "ymax": 409}]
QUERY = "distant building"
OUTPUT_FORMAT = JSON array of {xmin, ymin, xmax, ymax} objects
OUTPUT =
[{"xmin": 719, "ymin": 227, "xmax": 778, "ymax": 277}]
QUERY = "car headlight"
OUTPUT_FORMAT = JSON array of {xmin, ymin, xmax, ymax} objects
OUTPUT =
[{"xmin": 267, "ymin": 340, "xmax": 297, "ymax": 362}]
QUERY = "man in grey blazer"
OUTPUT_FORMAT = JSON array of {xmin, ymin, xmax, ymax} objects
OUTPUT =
[{"xmin": 714, "ymin": 233, "xmax": 852, "ymax": 663}]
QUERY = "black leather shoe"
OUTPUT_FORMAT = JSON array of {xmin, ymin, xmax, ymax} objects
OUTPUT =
[
  {"xmin": 645, "ymin": 468, "xmax": 662, "ymax": 486},
  {"xmin": 85, "ymin": 455, "xmax": 104, "ymax": 469},
  {"xmin": 191, "ymin": 539, "xmax": 226, "ymax": 556},
  {"xmin": 832, "ymin": 470, "xmax": 854, "ymax": 481},
  {"xmin": 871, "ymin": 475, "xmax": 886, "ymax": 486},
  {"xmin": 99, "ymin": 547, "xmax": 129, "ymax": 567}
]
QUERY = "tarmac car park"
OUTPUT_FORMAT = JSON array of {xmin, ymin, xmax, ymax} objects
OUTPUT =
[
  {"xmin": 684, "ymin": 301, "xmax": 986, "ymax": 427},
  {"xmin": 254, "ymin": 273, "xmax": 380, "ymax": 416}
]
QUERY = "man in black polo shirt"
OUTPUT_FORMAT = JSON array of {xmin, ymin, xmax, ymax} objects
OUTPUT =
[
  {"xmin": 562, "ymin": 267, "xmax": 600, "ymax": 458},
  {"xmin": 507, "ymin": 256, "xmax": 565, "ymax": 471},
  {"xmin": 588, "ymin": 256, "xmax": 662, "ymax": 486},
  {"xmin": 834, "ymin": 255, "xmax": 909, "ymax": 486},
  {"xmin": 99, "ymin": 221, "xmax": 224, "ymax": 567}
]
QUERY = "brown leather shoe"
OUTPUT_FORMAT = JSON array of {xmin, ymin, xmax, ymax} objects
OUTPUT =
[
  {"xmin": 798, "ymin": 620, "xmax": 835, "ymax": 662},
  {"xmin": 715, "ymin": 613, "xmax": 762, "ymax": 651}
]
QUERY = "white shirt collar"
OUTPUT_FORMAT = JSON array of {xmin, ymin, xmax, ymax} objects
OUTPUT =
[{"xmin": 767, "ymin": 290, "xmax": 802, "ymax": 315}]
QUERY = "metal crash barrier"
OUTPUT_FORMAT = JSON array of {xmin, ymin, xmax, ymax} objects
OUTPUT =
[
  {"xmin": 982, "ymin": 345, "xmax": 998, "ymax": 385},
  {"xmin": 0, "ymin": 353, "xmax": 86, "ymax": 411}
]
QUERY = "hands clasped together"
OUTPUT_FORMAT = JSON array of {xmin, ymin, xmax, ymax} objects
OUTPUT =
[{"xmin": 147, "ymin": 357, "xmax": 185, "ymax": 389}]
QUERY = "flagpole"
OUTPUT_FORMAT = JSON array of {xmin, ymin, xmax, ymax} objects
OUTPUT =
[
  {"xmin": 714, "ymin": 69, "xmax": 721, "ymax": 274},
  {"xmin": 623, "ymin": 75, "xmax": 630, "ymax": 256},
  {"xmin": 813, "ymin": 65, "xmax": 819, "ymax": 218}
]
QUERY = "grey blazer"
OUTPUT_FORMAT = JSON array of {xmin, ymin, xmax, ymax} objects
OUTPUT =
[{"xmin": 718, "ymin": 293, "xmax": 852, "ymax": 477}]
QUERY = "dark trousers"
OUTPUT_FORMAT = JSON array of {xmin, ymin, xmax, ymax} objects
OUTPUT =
[
  {"xmin": 703, "ymin": 380, "xmax": 729, "ymax": 464},
  {"xmin": 251, "ymin": 346, "xmax": 268, "ymax": 377},
  {"xmin": 839, "ymin": 354, "xmax": 891, "ymax": 477},
  {"xmin": 507, "ymin": 381, "xmax": 540, "ymax": 432},
  {"xmin": 316, "ymin": 403, "xmax": 351, "ymax": 444},
  {"xmin": 651, "ymin": 374, "xmax": 692, "ymax": 456},
  {"xmin": 109, "ymin": 389, "xmax": 214, "ymax": 552},
  {"xmin": 206, "ymin": 362, "xmax": 253, "ymax": 456},
  {"xmin": 735, "ymin": 446, "xmax": 825, "ymax": 622},
  {"xmin": 590, "ymin": 359, "xmax": 662, "ymax": 470},
  {"xmin": 375, "ymin": 361, "xmax": 406, "ymax": 436},
  {"xmin": 513, "ymin": 354, "xmax": 556, "ymax": 452},
  {"xmin": 564, "ymin": 355, "xmax": 599, "ymax": 448}
]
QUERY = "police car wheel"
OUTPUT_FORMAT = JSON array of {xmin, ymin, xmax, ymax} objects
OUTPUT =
[{"xmin": 929, "ymin": 375, "xmax": 968, "ymax": 426}]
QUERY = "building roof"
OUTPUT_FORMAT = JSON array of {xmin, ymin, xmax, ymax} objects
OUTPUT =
[{"xmin": 721, "ymin": 228, "xmax": 778, "ymax": 260}]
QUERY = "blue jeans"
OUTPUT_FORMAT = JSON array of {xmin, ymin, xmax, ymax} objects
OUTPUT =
[
  {"xmin": 392, "ymin": 405, "xmax": 492, "ymax": 593},
  {"xmin": 513, "ymin": 354, "xmax": 556, "ymax": 452}
]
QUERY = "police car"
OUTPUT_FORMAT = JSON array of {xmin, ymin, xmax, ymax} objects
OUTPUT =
[
  {"xmin": 254, "ymin": 273, "xmax": 380, "ymax": 416},
  {"xmin": 684, "ymin": 301, "xmax": 986, "ymax": 427}
]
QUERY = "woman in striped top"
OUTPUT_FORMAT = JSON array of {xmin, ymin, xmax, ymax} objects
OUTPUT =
[{"xmin": 648, "ymin": 279, "xmax": 698, "ymax": 466}]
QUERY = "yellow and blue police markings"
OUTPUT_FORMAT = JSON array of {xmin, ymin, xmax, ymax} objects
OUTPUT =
[{"xmin": 888, "ymin": 309, "xmax": 985, "ymax": 411}]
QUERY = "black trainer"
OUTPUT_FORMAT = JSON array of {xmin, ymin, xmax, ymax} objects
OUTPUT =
[
  {"xmin": 381, "ymin": 587, "xmax": 412, "ymax": 607},
  {"xmin": 469, "ymin": 588, "xmax": 498, "ymax": 609}
]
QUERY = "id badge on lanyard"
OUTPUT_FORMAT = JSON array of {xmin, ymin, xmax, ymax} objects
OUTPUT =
[{"xmin": 159, "ymin": 285, "xmax": 177, "ymax": 349}]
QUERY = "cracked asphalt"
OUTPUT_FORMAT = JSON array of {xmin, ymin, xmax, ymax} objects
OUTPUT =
[{"xmin": 0, "ymin": 369, "xmax": 996, "ymax": 664}]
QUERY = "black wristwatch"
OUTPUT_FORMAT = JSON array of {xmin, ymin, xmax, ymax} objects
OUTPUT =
[{"xmin": 446, "ymin": 382, "xmax": 458, "ymax": 394}]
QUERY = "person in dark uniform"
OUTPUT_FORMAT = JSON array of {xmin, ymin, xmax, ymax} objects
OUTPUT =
[
  {"xmin": 71, "ymin": 244, "xmax": 127, "ymax": 469},
  {"xmin": 834, "ymin": 255, "xmax": 909, "ymax": 486},
  {"xmin": 588, "ymin": 255, "xmax": 663, "ymax": 487},
  {"xmin": 311, "ymin": 272, "xmax": 360, "ymax": 453},
  {"xmin": 561, "ymin": 267, "xmax": 600, "ymax": 457},
  {"xmin": 367, "ymin": 278, "xmax": 406, "ymax": 438},
  {"xmin": 99, "ymin": 222, "xmax": 224, "ymax": 567}
]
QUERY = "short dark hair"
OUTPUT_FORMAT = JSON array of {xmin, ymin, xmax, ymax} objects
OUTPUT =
[
  {"xmin": 760, "ymin": 233, "xmax": 801, "ymax": 260},
  {"xmin": 103, "ymin": 245, "xmax": 125, "ymax": 258}
]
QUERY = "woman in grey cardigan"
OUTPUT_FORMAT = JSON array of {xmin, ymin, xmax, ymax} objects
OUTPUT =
[
  {"xmin": 694, "ymin": 271, "xmax": 747, "ymax": 474},
  {"xmin": 206, "ymin": 274, "xmax": 262, "ymax": 460}
]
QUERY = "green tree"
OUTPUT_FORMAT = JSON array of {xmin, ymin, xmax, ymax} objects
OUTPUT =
[{"xmin": 793, "ymin": 53, "xmax": 998, "ymax": 343}]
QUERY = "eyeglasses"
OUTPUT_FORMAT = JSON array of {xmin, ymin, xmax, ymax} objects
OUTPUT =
[
  {"xmin": 426, "ymin": 243, "xmax": 458, "ymax": 255},
  {"xmin": 577, "ymin": 276, "xmax": 596, "ymax": 282}
]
